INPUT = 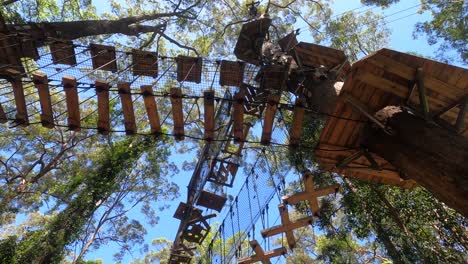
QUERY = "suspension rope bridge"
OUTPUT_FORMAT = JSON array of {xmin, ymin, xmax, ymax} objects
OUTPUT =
[{"xmin": 0, "ymin": 9, "xmax": 466, "ymax": 264}]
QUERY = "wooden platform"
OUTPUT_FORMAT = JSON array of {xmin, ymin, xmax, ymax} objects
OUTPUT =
[{"xmin": 315, "ymin": 49, "xmax": 467, "ymax": 188}]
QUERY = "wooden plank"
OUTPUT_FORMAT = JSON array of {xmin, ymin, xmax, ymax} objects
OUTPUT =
[
  {"xmin": 10, "ymin": 77, "xmax": 28, "ymax": 126},
  {"xmin": 49, "ymin": 39, "xmax": 76, "ymax": 65},
  {"xmin": 233, "ymin": 89, "xmax": 245, "ymax": 142},
  {"xmin": 219, "ymin": 60, "xmax": 244, "ymax": 87},
  {"xmin": 289, "ymin": 98, "xmax": 305, "ymax": 146},
  {"xmin": 140, "ymin": 85, "xmax": 161, "ymax": 135},
  {"xmin": 95, "ymin": 80, "xmax": 110, "ymax": 135},
  {"xmin": 0, "ymin": 103, "xmax": 6, "ymax": 123},
  {"xmin": 132, "ymin": 49, "xmax": 158, "ymax": 77},
  {"xmin": 176, "ymin": 56, "xmax": 202, "ymax": 83},
  {"xmin": 33, "ymin": 72, "xmax": 54, "ymax": 128},
  {"xmin": 261, "ymin": 95, "xmax": 279, "ymax": 145},
  {"xmin": 278, "ymin": 32, "xmax": 298, "ymax": 52},
  {"xmin": 118, "ymin": 82, "xmax": 136, "ymax": 135},
  {"xmin": 203, "ymin": 90, "xmax": 215, "ymax": 141},
  {"xmin": 261, "ymin": 215, "xmax": 314, "ymax": 238},
  {"xmin": 365, "ymin": 53, "xmax": 465, "ymax": 98},
  {"xmin": 170, "ymin": 88, "xmax": 184, "ymax": 140},
  {"xmin": 90, "ymin": 43, "xmax": 118, "ymax": 72},
  {"xmin": 279, "ymin": 204, "xmax": 296, "ymax": 249},
  {"xmin": 62, "ymin": 76, "xmax": 81, "ymax": 131},
  {"xmin": 355, "ymin": 70, "xmax": 408, "ymax": 98},
  {"xmin": 238, "ymin": 241, "xmax": 286, "ymax": 264}
]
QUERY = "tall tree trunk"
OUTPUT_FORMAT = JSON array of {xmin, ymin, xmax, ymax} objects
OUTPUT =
[{"xmin": 363, "ymin": 109, "xmax": 468, "ymax": 217}]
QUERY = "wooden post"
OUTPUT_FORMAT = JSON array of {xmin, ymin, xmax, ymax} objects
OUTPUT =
[
  {"xmin": 238, "ymin": 240, "xmax": 286, "ymax": 264},
  {"xmin": 0, "ymin": 103, "xmax": 6, "ymax": 123},
  {"xmin": 62, "ymin": 76, "xmax": 80, "ymax": 131},
  {"xmin": 261, "ymin": 95, "xmax": 280, "ymax": 145},
  {"xmin": 95, "ymin": 80, "xmax": 110, "ymax": 135},
  {"xmin": 170, "ymin": 88, "xmax": 184, "ymax": 140},
  {"xmin": 233, "ymin": 89, "xmax": 245, "ymax": 142},
  {"xmin": 261, "ymin": 204, "xmax": 314, "ymax": 238},
  {"xmin": 10, "ymin": 73, "xmax": 28, "ymax": 126},
  {"xmin": 118, "ymin": 82, "xmax": 136, "ymax": 135},
  {"xmin": 203, "ymin": 90, "xmax": 215, "ymax": 142},
  {"xmin": 289, "ymin": 98, "xmax": 305, "ymax": 146},
  {"xmin": 33, "ymin": 72, "xmax": 54, "ymax": 128},
  {"xmin": 282, "ymin": 170, "xmax": 340, "ymax": 215},
  {"xmin": 140, "ymin": 85, "xmax": 161, "ymax": 135},
  {"xmin": 279, "ymin": 204, "xmax": 297, "ymax": 249}
]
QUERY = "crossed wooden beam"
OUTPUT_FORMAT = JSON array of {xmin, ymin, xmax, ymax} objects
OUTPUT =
[
  {"xmin": 282, "ymin": 170, "xmax": 340, "ymax": 216},
  {"xmin": 261, "ymin": 204, "xmax": 314, "ymax": 250},
  {"xmin": 238, "ymin": 240, "xmax": 286, "ymax": 264}
]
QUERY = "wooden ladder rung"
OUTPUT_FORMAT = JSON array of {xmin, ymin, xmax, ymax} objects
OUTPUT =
[
  {"xmin": 261, "ymin": 95, "xmax": 280, "ymax": 145},
  {"xmin": 62, "ymin": 76, "xmax": 80, "ymax": 131},
  {"xmin": 140, "ymin": 85, "xmax": 161, "ymax": 135},
  {"xmin": 95, "ymin": 80, "xmax": 110, "ymax": 135},
  {"xmin": 118, "ymin": 82, "xmax": 136, "ymax": 135},
  {"xmin": 33, "ymin": 72, "xmax": 54, "ymax": 128},
  {"xmin": 233, "ymin": 89, "xmax": 245, "ymax": 142},
  {"xmin": 170, "ymin": 88, "xmax": 184, "ymax": 140},
  {"xmin": 289, "ymin": 98, "xmax": 306, "ymax": 147},
  {"xmin": 203, "ymin": 90, "xmax": 215, "ymax": 141}
]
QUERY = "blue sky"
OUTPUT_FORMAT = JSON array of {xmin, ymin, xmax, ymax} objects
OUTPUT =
[{"xmin": 85, "ymin": 0, "xmax": 443, "ymax": 263}]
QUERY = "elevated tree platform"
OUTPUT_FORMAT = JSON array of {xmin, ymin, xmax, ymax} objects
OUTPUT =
[{"xmin": 315, "ymin": 48, "xmax": 467, "ymax": 191}]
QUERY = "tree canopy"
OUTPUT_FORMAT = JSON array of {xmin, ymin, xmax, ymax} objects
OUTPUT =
[{"xmin": 0, "ymin": 0, "xmax": 466, "ymax": 263}]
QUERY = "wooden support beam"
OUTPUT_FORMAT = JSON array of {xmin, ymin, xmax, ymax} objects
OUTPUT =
[
  {"xmin": 416, "ymin": 68, "xmax": 430, "ymax": 120},
  {"xmin": 203, "ymin": 90, "xmax": 215, "ymax": 141},
  {"xmin": 261, "ymin": 209, "xmax": 314, "ymax": 238},
  {"xmin": 0, "ymin": 103, "xmax": 7, "ymax": 123},
  {"xmin": 10, "ymin": 74, "xmax": 28, "ymax": 126},
  {"xmin": 62, "ymin": 76, "xmax": 80, "ymax": 131},
  {"xmin": 33, "ymin": 72, "xmax": 54, "ymax": 128},
  {"xmin": 289, "ymin": 98, "xmax": 305, "ymax": 147},
  {"xmin": 233, "ymin": 89, "xmax": 245, "ymax": 142},
  {"xmin": 282, "ymin": 170, "xmax": 339, "ymax": 215},
  {"xmin": 140, "ymin": 85, "xmax": 161, "ymax": 135},
  {"xmin": 261, "ymin": 95, "xmax": 280, "ymax": 145},
  {"xmin": 170, "ymin": 88, "xmax": 184, "ymax": 140},
  {"xmin": 342, "ymin": 92, "xmax": 389, "ymax": 134},
  {"xmin": 118, "ymin": 82, "xmax": 136, "ymax": 135},
  {"xmin": 455, "ymin": 96, "xmax": 467, "ymax": 132},
  {"xmin": 279, "ymin": 204, "xmax": 296, "ymax": 249},
  {"xmin": 238, "ymin": 240, "xmax": 286, "ymax": 264},
  {"xmin": 95, "ymin": 80, "xmax": 110, "ymax": 135}
]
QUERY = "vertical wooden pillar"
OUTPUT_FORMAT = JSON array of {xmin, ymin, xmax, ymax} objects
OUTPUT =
[
  {"xmin": 0, "ymin": 103, "xmax": 6, "ymax": 123},
  {"xmin": 11, "ymin": 76, "xmax": 28, "ymax": 126},
  {"xmin": 33, "ymin": 72, "xmax": 54, "ymax": 128},
  {"xmin": 140, "ymin": 85, "xmax": 161, "ymax": 135},
  {"xmin": 203, "ymin": 90, "xmax": 215, "ymax": 142},
  {"xmin": 118, "ymin": 82, "xmax": 136, "ymax": 135},
  {"xmin": 62, "ymin": 76, "xmax": 81, "ymax": 131},
  {"xmin": 289, "ymin": 98, "xmax": 306, "ymax": 146},
  {"xmin": 170, "ymin": 88, "xmax": 184, "ymax": 140},
  {"xmin": 95, "ymin": 80, "xmax": 110, "ymax": 135},
  {"xmin": 261, "ymin": 95, "xmax": 280, "ymax": 145}
]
